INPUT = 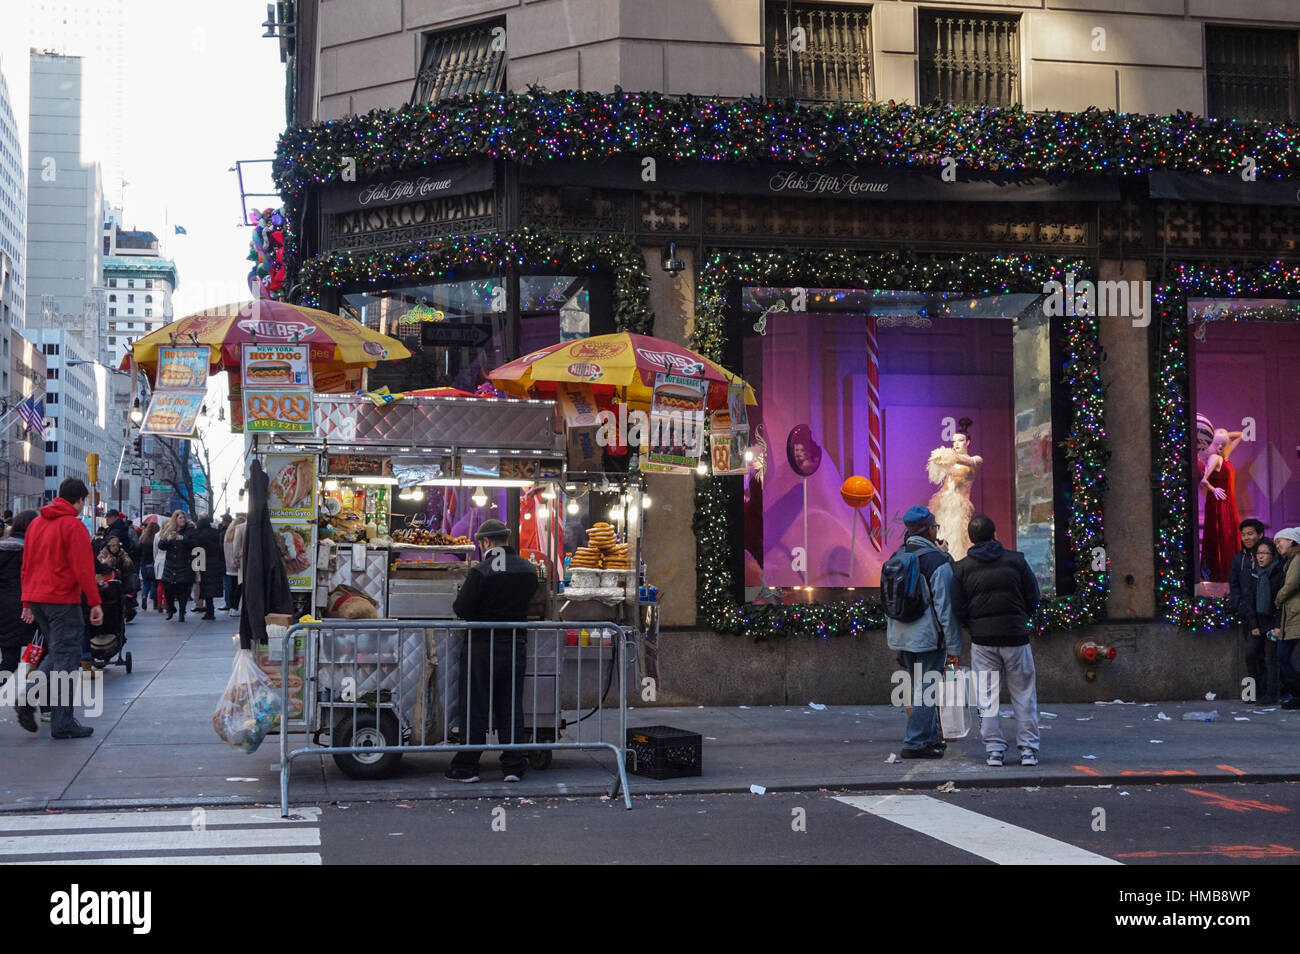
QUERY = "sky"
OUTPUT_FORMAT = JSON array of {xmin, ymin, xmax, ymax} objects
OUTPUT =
[{"xmin": 3, "ymin": 0, "xmax": 290, "ymax": 513}]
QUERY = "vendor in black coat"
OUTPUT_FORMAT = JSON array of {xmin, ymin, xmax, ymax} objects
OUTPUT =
[
  {"xmin": 191, "ymin": 515, "xmax": 227, "ymax": 620},
  {"xmin": 1241, "ymin": 536, "xmax": 1285, "ymax": 705},
  {"xmin": 157, "ymin": 510, "xmax": 197, "ymax": 622},
  {"xmin": 0, "ymin": 511, "xmax": 39, "ymax": 679}
]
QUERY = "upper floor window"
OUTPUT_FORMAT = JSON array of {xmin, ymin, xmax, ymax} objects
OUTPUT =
[
  {"xmin": 127, "ymin": 279, "xmax": 135, "ymax": 288},
  {"xmin": 1206, "ymin": 26, "xmax": 1299, "ymax": 123},
  {"xmin": 765, "ymin": 3, "xmax": 873, "ymax": 102},
  {"xmin": 410, "ymin": 18, "xmax": 507, "ymax": 104},
  {"xmin": 919, "ymin": 10, "xmax": 1020, "ymax": 107},
  {"xmin": 145, "ymin": 279, "xmax": 153, "ymax": 289},
  {"xmin": 108, "ymin": 279, "xmax": 116, "ymax": 288}
]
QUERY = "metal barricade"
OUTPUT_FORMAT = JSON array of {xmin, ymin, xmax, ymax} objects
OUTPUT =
[{"xmin": 278, "ymin": 619, "xmax": 635, "ymax": 815}]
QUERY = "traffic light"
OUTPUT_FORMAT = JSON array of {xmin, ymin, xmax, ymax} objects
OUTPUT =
[{"xmin": 133, "ymin": 436, "xmax": 142, "ymax": 457}]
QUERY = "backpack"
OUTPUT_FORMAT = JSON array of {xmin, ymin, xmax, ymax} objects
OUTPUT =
[{"xmin": 881, "ymin": 540, "xmax": 938, "ymax": 623}]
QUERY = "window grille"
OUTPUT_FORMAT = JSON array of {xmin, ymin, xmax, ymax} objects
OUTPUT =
[
  {"xmin": 410, "ymin": 19, "xmax": 507, "ymax": 104},
  {"xmin": 1206, "ymin": 26, "xmax": 1298, "ymax": 123},
  {"xmin": 919, "ymin": 10, "xmax": 1020, "ymax": 107},
  {"xmin": 765, "ymin": 3, "xmax": 872, "ymax": 102}
]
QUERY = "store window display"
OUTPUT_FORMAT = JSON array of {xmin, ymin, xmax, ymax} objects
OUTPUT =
[
  {"xmin": 1190, "ymin": 299, "xmax": 1300, "ymax": 593},
  {"xmin": 739, "ymin": 288, "xmax": 1059, "ymax": 597}
]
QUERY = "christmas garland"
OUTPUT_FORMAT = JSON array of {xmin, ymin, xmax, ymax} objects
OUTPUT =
[
  {"xmin": 274, "ymin": 89, "xmax": 1300, "ymax": 190},
  {"xmin": 297, "ymin": 226, "xmax": 653, "ymax": 334},
  {"xmin": 692, "ymin": 248, "xmax": 1109, "ymax": 640},
  {"xmin": 273, "ymin": 90, "xmax": 1300, "ymax": 295},
  {"xmin": 1154, "ymin": 261, "xmax": 1300, "ymax": 630}
]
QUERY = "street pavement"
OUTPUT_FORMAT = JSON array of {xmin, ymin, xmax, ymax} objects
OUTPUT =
[
  {"xmin": 2, "ymin": 609, "xmax": 1299, "ymax": 814},
  {"xmin": 1, "ymin": 784, "xmax": 1296, "ymax": 865}
]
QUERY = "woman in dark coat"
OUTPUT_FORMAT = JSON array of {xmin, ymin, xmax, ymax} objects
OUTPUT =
[
  {"xmin": 0, "ymin": 511, "xmax": 39, "ymax": 689},
  {"xmin": 157, "ymin": 510, "xmax": 196, "ymax": 622},
  {"xmin": 1243, "ymin": 537, "xmax": 1286, "ymax": 706},
  {"xmin": 192, "ymin": 515, "xmax": 227, "ymax": 620}
]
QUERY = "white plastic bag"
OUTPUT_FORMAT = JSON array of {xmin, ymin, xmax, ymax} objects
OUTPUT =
[
  {"xmin": 212, "ymin": 648, "xmax": 283, "ymax": 753},
  {"xmin": 938, "ymin": 666, "xmax": 971, "ymax": 740}
]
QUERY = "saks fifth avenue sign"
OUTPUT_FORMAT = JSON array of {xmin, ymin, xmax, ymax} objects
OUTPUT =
[
  {"xmin": 319, "ymin": 158, "xmax": 494, "ymax": 214},
  {"xmin": 767, "ymin": 169, "xmax": 889, "ymax": 196},
  {"xmin": 357, "ymin": 176, "xmax": 455, "ymax": 205}
]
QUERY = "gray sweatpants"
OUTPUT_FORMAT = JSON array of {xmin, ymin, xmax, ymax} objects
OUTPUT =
[{"xmin": 971, "ymin": 642, "xmax": 1039, "ymax": 753}]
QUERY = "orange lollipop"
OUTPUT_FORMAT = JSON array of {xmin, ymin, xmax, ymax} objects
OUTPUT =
[{"xmin": 841, "ymin": 476, "xmax": 875, "ymax": 508}]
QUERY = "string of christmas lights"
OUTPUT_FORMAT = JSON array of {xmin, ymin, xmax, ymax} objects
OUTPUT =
[
  {"xmin": 692, "ymin": 248, "xmax": 1109, "ymax": 640},
  {"xmin": 1155, "ymin": 262, "xmax": 1300, "ymax": 631}
]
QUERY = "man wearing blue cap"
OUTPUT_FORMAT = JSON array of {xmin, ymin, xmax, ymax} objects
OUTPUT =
[{"xmin": 885, "ymin": 505, "xmax": 963, "ymax": 758}]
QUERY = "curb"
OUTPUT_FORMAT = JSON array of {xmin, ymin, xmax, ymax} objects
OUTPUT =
[{"xmin": 4, "ymin": 767, "xmax": 1297, "ymax": 814}]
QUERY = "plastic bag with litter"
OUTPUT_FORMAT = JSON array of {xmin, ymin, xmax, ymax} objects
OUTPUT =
[{"xmin": 212, "ymin": 648, "xmax": 283, "ymax": 753}]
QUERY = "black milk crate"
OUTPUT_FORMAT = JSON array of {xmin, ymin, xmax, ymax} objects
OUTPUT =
[{"xmin": 626, "ymin": 725, "xmax": 702, "ymax": 780}]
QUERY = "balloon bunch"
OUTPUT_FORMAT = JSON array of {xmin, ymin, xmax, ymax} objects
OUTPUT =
[{"xmin": 247, "ymin": 207, "xmax": 288, "ymax": 299}]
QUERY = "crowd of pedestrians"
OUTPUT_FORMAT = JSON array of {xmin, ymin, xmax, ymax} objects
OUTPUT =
[
  {"xmin": 1, "ymin": 484, "xmax": 240, "ymax": 739},
  {"xmin": 886, "ymin": 504, "xmax": 1300, "ymax": 765}
]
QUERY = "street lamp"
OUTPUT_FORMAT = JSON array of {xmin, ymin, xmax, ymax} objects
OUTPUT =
[{"xmin": 129, "ymin": 398, "xmax": 144, "ymax": 425}]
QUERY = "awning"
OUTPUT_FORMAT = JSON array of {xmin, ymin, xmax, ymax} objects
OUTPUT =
[{"xmin": 1149, "ymin": 170, "xmax": 1300, "ymax": 207}]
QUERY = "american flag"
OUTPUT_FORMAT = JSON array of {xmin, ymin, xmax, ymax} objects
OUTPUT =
[{"xmin": 17, "ymin": 395, "xmax": 44, "ymax": 436}]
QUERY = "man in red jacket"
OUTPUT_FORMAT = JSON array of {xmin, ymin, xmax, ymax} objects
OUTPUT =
[{"xmin": 17, "ymin": 478, "xmax": 102, "ymax": 739}]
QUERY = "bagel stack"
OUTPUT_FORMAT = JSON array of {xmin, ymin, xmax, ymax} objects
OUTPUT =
[
  {"xmin": 603, "ymin": 541, "xmax": 631, "ymax": 570},
  {"xmin": 584, "ymin": 522, "xmax": 621, "ymax": 569},
  {"xmin": 570, "ymin": 546, "xmax": 604, "ymax": 569}
]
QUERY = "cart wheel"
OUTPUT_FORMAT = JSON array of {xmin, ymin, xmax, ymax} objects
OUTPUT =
[
  {"xmin": 528, "ymin": 750, "xmax": 552, "ymax": 770},
  {"xmin": 124, "ymin": 652, "xmax": 132, "ymax": 674},
  {"xmin": 332, "ymin": 711, "xmax": 403, "ymax": 780}
]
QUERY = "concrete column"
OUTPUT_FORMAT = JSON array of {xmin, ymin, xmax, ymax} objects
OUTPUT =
[
  {"xmin": 1098, "ymin": 258, "xmax": 1155, "ymax": 618},
  {"xmin": 638, "ymin": 244, "xmax": 698, "ymax": 627}
]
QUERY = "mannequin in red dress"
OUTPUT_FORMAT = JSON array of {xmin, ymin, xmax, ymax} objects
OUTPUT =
[{"xmin": 1200, "ymin": 427, "xmax": 1243, "ymax": 582}]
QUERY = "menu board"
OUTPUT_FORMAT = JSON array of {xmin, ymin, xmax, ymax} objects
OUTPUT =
[
  {"xmin": 141, "ymin": 391, "xmax": 205, "ymax": 436},
  {"xmin": 242, "ymin": 344, "xmax": 313, "ymax": 433},
  {"xmin": 244, "ymin": 389, "xmax": 313, "ymax": 433},
  {"xmin": 241, "ymin": 344, "xmax": 311, "ymax": 387},
  {"xmin": 643, "ymin": 373, "xmax": 706, "ymax": 472},
  {"xmin": 143, "ymin": 346, "xmax": 210, "ymax": 436},
  {"xmin": 272, "ymin": 521, "xmax": 316, "ymax": 591},
  {"xmin": 156, "ymin": 346, "xmax": 210, "ymax": 389},
  {"xmin": 266, "ymin": 454, "xmax": 317, "ymax": 519}
]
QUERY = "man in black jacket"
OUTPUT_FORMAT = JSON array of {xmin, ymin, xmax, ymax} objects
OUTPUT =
[
  {"xmin": 952, "ymin": 515, "xmax": 1041, "ymax": 768},
  {"xmin": 445, "ymin": 520, "xmax": 539, "ymax": 784}
]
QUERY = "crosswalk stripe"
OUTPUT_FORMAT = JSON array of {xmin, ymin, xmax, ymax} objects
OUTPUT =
[
  {"xmin": 0, "ymin": 808, "xmax": 320, "ymax": 832},
  {"xmin": 13, "ymin": 853, "xmax": 321, "ymax": 865},
  {"xmin": 834, "ymin": 794, "xmax": 1121, "ymax": 865},
  {"xmin": 0, "ymin": 827, "xmax": 320, "ymax": 857}
]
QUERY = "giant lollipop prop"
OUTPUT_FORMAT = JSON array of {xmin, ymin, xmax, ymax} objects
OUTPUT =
[
  {"xmin": 841, "ymin": 476, "xmax": 876, "ymax": 583},
  {"xmin": 786, "ymin": 425, "xmax": 823, "ymax": 587}
]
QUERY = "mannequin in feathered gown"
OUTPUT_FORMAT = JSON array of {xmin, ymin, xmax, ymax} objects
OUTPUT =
[{"xmin": 927, "ymin": 419, "xmax": 983, "ymax": 561}]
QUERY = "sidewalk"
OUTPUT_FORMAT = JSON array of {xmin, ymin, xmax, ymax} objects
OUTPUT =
[{"xmin": 2, "ymin": 610, "xmax": 1297, "ymax": 811}]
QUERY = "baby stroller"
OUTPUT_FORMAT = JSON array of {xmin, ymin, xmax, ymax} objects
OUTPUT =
[{"xmin": 88, "ymin": 575, "xmax": 132, "ymax": 674}]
